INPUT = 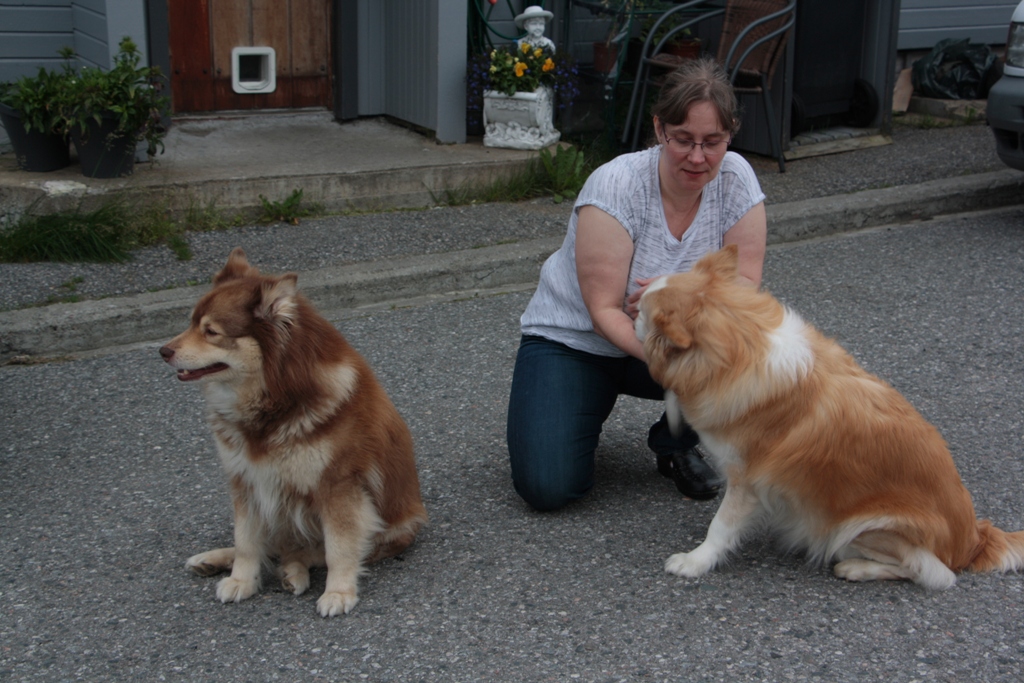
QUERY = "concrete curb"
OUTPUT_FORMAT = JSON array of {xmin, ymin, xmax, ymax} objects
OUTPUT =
[
  {"xmin": 2, "ymin": 169, "xmax": 1023, "ymax": 359},
  {"xmin": 0, "ymin": 237, "xmax": 562, "ymax": 359},
  {"xmin": 0, "ymin": 158, "xmax": 538, "ymax": 222},
  {"xmin": 765, "ymin": 168, "xmax": 1024, "ymax": 243}
]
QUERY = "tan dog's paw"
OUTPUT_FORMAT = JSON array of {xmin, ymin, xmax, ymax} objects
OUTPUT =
[
  {"xmin": 216, "ymin": 576, "xmax": 259, "ymax": 603},
  {"xmin": 833, "ymin": 558, "xmax": 878, "ymax": 582},
  {"xmin": 280, "ymin": 562, "xmax": 310, "ymax": 596},
  {"xmin": 186, "ymin": 548, "xmax": 235, "ymax": 576},
  {"xmin": 665, "ymin": 552, "xmax": 713, "ymax": 578},
  {"xmin": 317, "ymin": 590, "xmax": 358, "ymax": 617}
]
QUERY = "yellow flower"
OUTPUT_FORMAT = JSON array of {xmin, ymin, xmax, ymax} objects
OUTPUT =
[
  {"xmin": 514, "ymin": 61, "xmax": 528, "ymax": 77},
  {"xmin": 489, "ymin": 65, "xmax": 497, "ymax": 73},
  {"xmin": 534, "ymin": 48, "xmax": 543, "ymax": 58},
  {"xmin": 542, "ymin": 58, "xmax": 555, "ymax": 72},
  {"xmin": 521, "ymin": 42, "xmax": 531, "ymax": 54}
]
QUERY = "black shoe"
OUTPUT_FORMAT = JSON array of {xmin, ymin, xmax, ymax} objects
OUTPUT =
[{"xmin": 657, "ymin": 447, "xmax": 721, "ymax": 501}]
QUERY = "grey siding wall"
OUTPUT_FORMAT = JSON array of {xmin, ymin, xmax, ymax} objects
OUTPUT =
[
  {"xmin": 72, "ymin": 0, "xmax": 147, "ymax": 68},
  {"xmin": 0, "ymin": 0, "xmax": 75, "ymax": 83},
  {"xmin": 898, "ymin": 0, "xmax": 1018, "ymax": 50},
  {"xmin": 383, "ymin": 0, "xmax": 435, "ymax": 130},
  {"xmin": 0, "ymin": 0, "xmax": 149, "ymax": 81},
  {"xmin": 360, "ymin": 0, "xmax": 466, "ymax": 143},
  {"xmin": 357, "ymin": 0, "xmax": 385, "ymax": 116},
  {"xmin": 72, "ymin": 0, "xmax": 110, "ymax": 67}
]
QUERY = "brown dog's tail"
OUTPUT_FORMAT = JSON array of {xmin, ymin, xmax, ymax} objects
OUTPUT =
[{"xmin": 967, "ymin": 520, "xmax": 1024, "ymax": 573}]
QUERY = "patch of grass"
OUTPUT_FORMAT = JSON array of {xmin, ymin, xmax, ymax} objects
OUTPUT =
[
  {"xmin": 257, "ymin": 189, "xmax": 322, "ymax": 225},
  {"xmin": 166, "ymin": 234, "xmax": 191, "ymax": 260},
  {"xmin": 0, "ymin": 194, "xmax": 253, "ymax": 264},
  {"xmin": 44, "ymin": 276, "xmax": 85, "ymax": 304},
  {"xmin": 0, "ymin": 204, "xmax": 137, "ymax": 263},
  {"xmin": 2, "ymin": 354, "xmax": 73, "ymax": 366},
  {"xmin": 184, "ymin": 199, "xmax": 242, "ymax": 233},
  {"xmin": 436, "ymin": 158, "xmax": 547, "ymax": 206}
]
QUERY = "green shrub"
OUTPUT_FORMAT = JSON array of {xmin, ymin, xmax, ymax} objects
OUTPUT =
[
  {"xmin": 257, "ymin": 189, "xmax": 320, "ymax": 224},
  {"xmin": 539, "ymin": 144, "xmax": 588, "ymax": 203}
]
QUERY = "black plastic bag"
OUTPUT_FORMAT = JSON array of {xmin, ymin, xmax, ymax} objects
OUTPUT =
[{"xmin": 912, "ymin": 38, "xmax": 998, "ymax": 100}]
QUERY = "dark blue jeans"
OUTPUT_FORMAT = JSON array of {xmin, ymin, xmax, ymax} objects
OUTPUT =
[{"xmin": 506, "ymin": 335, "xmax": 698, "ymax": 511}]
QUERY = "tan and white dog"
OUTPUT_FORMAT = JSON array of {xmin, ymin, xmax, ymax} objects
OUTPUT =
[
  {"xmin": 160, "ymin": 248, "xmax": 427, "ymax": 616},
  {"xmin": 636, "ymin": 245, "xmax": 1024, "ymax": 589}
]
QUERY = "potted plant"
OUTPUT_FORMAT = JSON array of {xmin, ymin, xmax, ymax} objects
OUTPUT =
[
  {"xmin": 640, "ymin": 3, "xmax": 702, "ymax": 62},
  {"xmin": 62, "ymin": 37, "xmax": 169, "ymax": 178},
  {"xmin": 483, "ymin": 42, "xmax": 577, "ymax": 150},
  {"xmin": 0, "ymin": 50, "xmax": 74, "ymax": 172}
]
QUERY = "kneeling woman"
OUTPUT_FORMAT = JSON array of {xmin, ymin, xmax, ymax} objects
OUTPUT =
[{"xmin": 506, "ymin": 58, "xmax": 767, "ymax": 511}]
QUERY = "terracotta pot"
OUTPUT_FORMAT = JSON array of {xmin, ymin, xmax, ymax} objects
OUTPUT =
[
  {"xmin": 593, "ymin": 42, "xmax": 620, "ymax": 74},
  {"xmin": 662, "ymin": 39, "xmax": 701, "ymax": 61}
]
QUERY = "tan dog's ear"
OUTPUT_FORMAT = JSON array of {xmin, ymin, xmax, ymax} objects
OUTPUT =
[
  {"xmin": 653, "ymin": 310, "xmax": 693, "ymax": 349},
  {"xmin": 255, "ymin": 274, "xmax": 298, "ymax": 329},
  {"xmin": 214, "ymin": 247, "xmax": 257, "ymax": 284},
  {"xmin": 694, "ymin": 244, "xmax": 739, "ymax": 278}
]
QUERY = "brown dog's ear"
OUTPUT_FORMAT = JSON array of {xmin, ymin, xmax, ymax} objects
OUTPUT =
[
  {"xmin": 653, "ymin": 310, "xmax": 693, "ymax": 350},
  {"xmin": 254, "ymin": 273, "xmax": 298, "ymax": 329},
  {"xmin": 213, "ymin": 247, "xmax": 256, "ymax": 285},
  {"xmin": 694, "ymin": 244, "xmax": 739, "ymax": 278}
]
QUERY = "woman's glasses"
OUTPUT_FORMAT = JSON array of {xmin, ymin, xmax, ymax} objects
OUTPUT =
[{"xmin": 660, "ymin": 124, "xmax": 730, "ymax": 157}]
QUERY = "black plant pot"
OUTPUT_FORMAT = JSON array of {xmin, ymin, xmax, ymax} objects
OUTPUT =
[
  {"xmin": 0, "ymin": 102, "xmax": 71, "ymax": 172},
  {"xmin": 71, "ymin": 115, "xmax": 136, "ymax": 178}
]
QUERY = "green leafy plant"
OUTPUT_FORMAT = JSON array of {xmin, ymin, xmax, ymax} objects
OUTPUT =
[
  {"xmin": 639, "ymin": 1, "xmax": 699, "ymax": 51},
  {"xmin": 258, "ymin": 189, "xmax": 319, "ymax": 225},
  {"xmin": 61, "ymin": 37, "xmax": 169, "ymax": 156},
  {"xmin": 0, "ymin": 48, "xmax": 75, "ymax": 135},
  {"xmin": 539, "ymin": 144, "xmax": 588, "ymax": 203}
]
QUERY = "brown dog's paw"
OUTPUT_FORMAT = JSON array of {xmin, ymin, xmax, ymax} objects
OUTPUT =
[
  {"xmin": 186, "ymin": 547, "xmax": 235, "ymax": 576},
  {"xmin": 216, "ymin": 576, "xmax": 259, "ymax": 603}
]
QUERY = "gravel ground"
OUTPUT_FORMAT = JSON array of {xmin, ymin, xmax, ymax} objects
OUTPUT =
[{"xmin": 0, "ymin": 121, "xmax": 1004, "ymax": 312}]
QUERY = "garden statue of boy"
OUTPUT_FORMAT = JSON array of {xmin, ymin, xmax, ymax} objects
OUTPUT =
[
  {"xmin": 515, "ymin": 5, "xmax": 556, "ymax": 53},
  {"xmin": 485, "ymin": 5, "xmax": 560, "ymax": 150}
]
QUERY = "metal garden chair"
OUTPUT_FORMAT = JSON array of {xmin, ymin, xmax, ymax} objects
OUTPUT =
[{"xmin": 622, "ymin": 0, "xmax": 796, "ymax": 172}]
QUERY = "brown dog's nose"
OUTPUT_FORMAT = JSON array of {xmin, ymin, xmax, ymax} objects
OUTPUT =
[{"xmin": 159, "ymin": 346, "xmax": 175, "ymax": 362}]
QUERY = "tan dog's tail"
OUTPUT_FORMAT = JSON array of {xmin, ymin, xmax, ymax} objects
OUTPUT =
[{"xmin": 967, "ymin": 520, "xmax": 1024, "ymax": 573}]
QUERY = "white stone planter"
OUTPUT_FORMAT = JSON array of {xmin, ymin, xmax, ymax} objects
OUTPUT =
[{"xmin": 483, "ymin": 86, "xmax": 560, "ymax": 150}]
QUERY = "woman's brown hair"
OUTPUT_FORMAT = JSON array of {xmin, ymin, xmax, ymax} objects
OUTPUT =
[{"xmin": 650, "ymin": 57, "xmax": 741, "ymax": 136}]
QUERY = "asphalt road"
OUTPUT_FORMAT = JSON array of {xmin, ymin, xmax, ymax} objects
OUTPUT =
[{"xmin": 2, "ymin": 207, "xmax": 1023, "ymax": 682}]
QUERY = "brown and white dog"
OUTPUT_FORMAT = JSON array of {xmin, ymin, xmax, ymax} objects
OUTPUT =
[
  {"xmin": 636, "ymin": 245, "xmax": 1024, "ymax": 589},
  {"xmin": 160, "ymin": 247, "xmax": 427, "ymax": 616}
]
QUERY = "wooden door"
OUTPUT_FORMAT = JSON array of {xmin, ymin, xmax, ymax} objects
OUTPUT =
[{"xmin": 168, "ymin": 0, "xmax": 332, "ymax": 113}]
